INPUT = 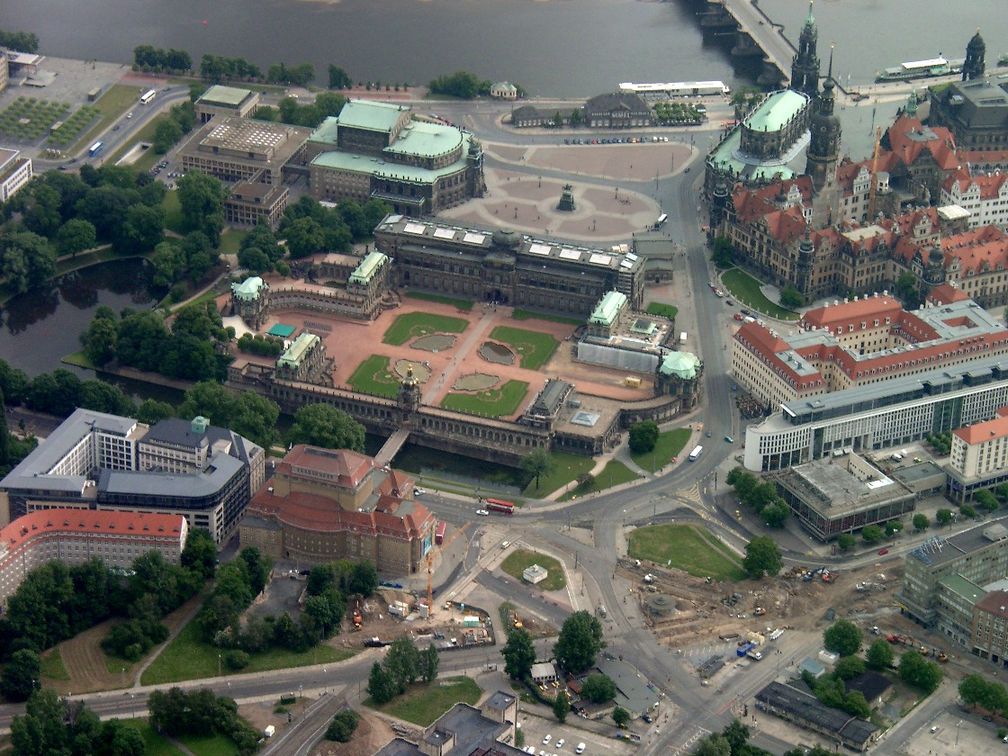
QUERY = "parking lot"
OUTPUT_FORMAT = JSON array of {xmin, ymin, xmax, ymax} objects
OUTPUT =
[
  {"xmin": 517, "ymin": 712, "xmax": 635, "ymax": 756},
  {"xmin": 903, "ymin": 709, "xmax": 1002, "ymax": 755}
]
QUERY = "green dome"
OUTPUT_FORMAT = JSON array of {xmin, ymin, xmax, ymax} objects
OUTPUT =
[{"xmin": 659, "ymin": 351, "xmax": 701, "ymax": 379}]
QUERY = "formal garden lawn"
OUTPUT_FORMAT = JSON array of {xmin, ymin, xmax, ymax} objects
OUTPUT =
[
  {"xmin": 367, "ymin": 677, "xmax": 481, "ymax": 726},
  {"xmin": 39, "ymin": 648, "xmax": 70, "ymax": 681},
  {"xmin": 140, "ymin": 618, "xmax": 354, "ymax": 685},
  {"xmin": 348, "ymin": 355, "xmax": 400, "ymax": 398},
  {"xmin": 382, "ymin": 312, "xmax": 469, "ymax": 346},
  {"xmin": 405, "ymin": 291, "xmax": 474, "ymax": 311},
  {"xmin": 720, "ymin": 268, "xmax": 798, "ymax": 321},
  {"xmin": 488, "ymin": 326, "xmax": 558, "ymax": 370},
  {"xmin": 645, "ymin": 302, "xmax": 679, "ymax": 320},
  {"xmin": 630, "ymin": 427, "xmax": 692, "ymax": 473},
  {"xmin": 628, "ymin": 524, "xmax": 745, "ymax": 581},
  {"xmin": 440, "ymin": 380, "xmax": 528, "ymax": 417},
  {"xmin": 500, "ymin": 549, "xmax": 566, "ymax": 590},
  {"xmin": 0, "ymin": 96, "xmax": 69, "ymax": 141},
  {"xmin": 48, "ymin": 105, "xmax": 101, "ymax": 148},
  {"xmin": 559, "ymin": 460, "xmax": 640, "ymax": 500}
]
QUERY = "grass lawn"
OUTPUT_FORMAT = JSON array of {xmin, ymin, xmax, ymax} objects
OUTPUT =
[
  {"xmin": 218, "ymin": 229, "xmax": 248, "ymax": 256},
  {"xmin": 559, "ymin": 460, "xmax": 640, "ymax": 500},
  {"xmin": 348, "ymin": 355, "xmax": 400, "ymax": 398},
  {"xmin": 405, "ymin": 291, "xmax": 474, "ymax": 311},
  {"xmin": 106, "ymin": 114, "xmax": 164, "ymax": 172},
  {"xmin": 645, "ymin": 302, "xmax": 679, "ymax": 320},
  {"xmin": 631, "ymin": 427, "xmax": 692, "ymax": 473},
  {"xmin": 721, "ymin": 268, "xmax": 798, "ymax": 321},
  {"xmin": 511, "ymin": 309, "xmax": 582, "ymax": 326},
  {"xmin": 500, "ymin": 549, "xmax": 566, "ymax": 591},
  {"xmin": 382, "ymin": 311, "xmax": 469, "ymax": 346},
  {"xmin": 68, "ymin": 84, "xmax": 143, "ymax": 155},
  {"xmin": 40, "ymin": 648, "xmax": 70, "ymax": 681},
  {"xmin": 141, "ymin": 618, "xmax": 354, "ymax": 685},
  {"xmin": 178, "ymin": 732, "xmax": 239, "ymax": 756},
  {"xmin": 521, "ymin": 451, "xmax": 594, "ymax": 497},
  {"xmin": 489, "ymin": 326, "xmax": 558, "ymax": 370},
  {"xmin": 162, "ymin": 191, "xmax": 185, "ymax": 234},
  {"xmin": 121, "ymin": 721, "xmax": 185, "ymax": 756},
  {"xmin": 62, "ymin": 350, "xmax": 98, "ymax": 370},
  {"xmin": 367, "ymin": 677, "xmax": 481, "ymax": 727},
  {"xmin": 441, "ymin": 380, "xmax": 528, "ymax": 418},
  {"xmin": 628, "ymin": 524, "xmax": 745, "ymax": 581}
]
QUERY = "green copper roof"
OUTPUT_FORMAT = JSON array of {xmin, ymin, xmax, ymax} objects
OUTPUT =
[
  {"xmin": 231, "ymin": 276, "xmax": 265, "ymax": 301},
  {"xmin": 744, "ymin": 90, "xmax": 809, "ymax": 133},
  {"xmin": 309, "ymin": 116, "xmax": 340, "ymax": 146},
  {"xmin": 278, "ymin": 332, "xmax": 320, "ymax": 369},
  {"xmin": 337, "ymin": 100, "xmax": 408, "ymax": 133},
  {"xmin": 938, "ymin": 573, "xmax": 986, "ymax": 604},
  {"xmin": 805, "ymin": 0, "xmax": 815, "ymax": 28},
  {"xmin": 659, "ymin": 351, "xmax": 701, "ymax": 379},
  {"xmin": 199, "ymin": 85, "xmax": 254, "ymax": 107},
  {"xmin": 310, "ymin": 131, "xmax": 474, "ymax": 183},
  {"xmin": 385, "ymin": 120, "xmax": 464, "ymax": 159},
  {"xmin": 589, "ymin": 290, "xmax": 627, "ymax": 326},
  {"xmin": 349, "ymin": 251, "xmax": 388, "ymax": 285},
  {"xmin": 708, "ymin": 128, "xmax": 796, "ymax": 183}
]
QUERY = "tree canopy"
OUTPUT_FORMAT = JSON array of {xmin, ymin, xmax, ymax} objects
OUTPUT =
[
  {"xmin": 823, "ymin": 620, "xmax": 862, "ymax": 657},
  {"xmin": 554, "ymin": 610, "xmax": 604, "ymax": 674},
  {"xmin": 289, "ymin": 403, "xmax": 365, "ymax": 451},
  {"xmin": 742, "ymin": 536, "xmax": 782, "ymax": 579}
]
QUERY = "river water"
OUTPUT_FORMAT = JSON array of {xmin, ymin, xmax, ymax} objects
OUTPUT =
[{"xmin": 0, "ymin": 259, "xmax": 154, "ymax": 376}]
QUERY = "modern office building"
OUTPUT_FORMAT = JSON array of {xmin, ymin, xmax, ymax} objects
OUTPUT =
[
  {"xmin": 223, "ymin": 180, "xmax": 289, "ymax": 229},
  {"xmin": 194, "ymin": 85, "xmax": 261, "ymax": 124},
  {"xmin": 0, "ymin": 409, "xmax": 265, "ymax": 543},
  {"xmin": 771, "ymin": 451, "xmax": 916, "ymax": 541},
  {"xmin": 239, "ymin": 445, "xmax": 436, "ymax": 575},
  {"xmin": 306, "ymin": 100, "xmax": 485, "ymax": 216},
  {"xmin": 898, "ymin": 518, "xmax": 1008, "ymax": 626},
  {"xmin": 0, "ymin": 510, "xmax": 187, "ymax": 605},
  {"xmin": 0, "ymin": 148, "xmax": 32, "ymax": 203},
  {"xmin": 733, "ymin": 294, "xmax": 1008, "ymax": 410},
  {"xmin": 947, "ymin": 407, "xmax": 1008, "ymax": 502},
  {"xmin": 743, "ymin": 352, "xmax": 1008, "ymax": 472},
  {"xmin": 374, "ymin": 215, "xmax": 646, "ymax": 316},
  {"xmin": 929, "ymin": 71, "xmax": 1008, "ymax": 152},
  {"xmin": 177, "ymin": 116, "xmax": 310, "ymax": 185}
]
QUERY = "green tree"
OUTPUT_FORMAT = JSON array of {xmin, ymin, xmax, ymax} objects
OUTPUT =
[
  {"xmin": 553, "ymin": 690, "xmax": 570, "ymax": 723},
  {"xmin": 837, "ymin": 533, "xmax": 856, "ymax": 551},
  {"xmin": 936, "ymin": 508, "xmax": 954, "ymax": 526},
  {"xmin": 55, "ymin": 218, "xmax": 97, "ymax": 257},
  {"xmin": 711, "ymin": 235, "xmax": 734, "ymax": 268},
  {"xmin": 824, "ymin": 620, "xmax": 863, "ymax": 657},
  {"xmin": 328, "ymin": 65, "xmax": 352, "ymax": 89},
  {"xmin": 384, "ymin": 637, "xmax": 421, "ymax": 693},
  {"xmin": 961, "ymin": 504, "xmax": 979, "ymax": 519},
  {"xmin": 779, "ymin": 286, "xmax": 804, "ymax": 308},
  {"xmin": 866, "ymin": 638, "xmax": 895, "ymax": 670},
  {"xmin": 81, "ymin": 315, "xmax": 119, "ymax": 366},
  {"xmin": 899, "ymin": 649, "xmax": 943, "ymax": 693},
  {"xmin": 153, "ymin": 117, "xmax": 184, "ymax": 154},
  {"xmin": 502, "ymin": 628, "xmax": 536, "ymax": 680},
  {"xmin": 912, "ymin": 513, "xmax": 930, "ymax": 532},
  {"xmin": 520, "ymin": 447, "xmax": 553, "ymax": 490},
  {"xmin": 762, "ymin": 501, "xmax": 790, "ymax": 528},
  {"xmin": 114, "ymin": 203, "xmax": 165, "ymax": 254},
  {"xmin": 742, "ymin": 536, "xmax": 782, "ymax": 579},
  {"xmin": 237, "ymin": 246, "xmax": 271, "ymax": 274},
  {"xmin": 834, "ymin": 654, "xmax": 865, "ymax": 680},
  {"xmin": 177, "ymin": 172, "xmax": 227, "ymax": 245},
  {"xmin": 844, "ymin": 689, "xmax": 872, "ymax": 719},
  {"xmin": 554, "ymin": 610, "xmax": 604, "ymax": 674},
  {"xmin": 695, "ymin": 735, "xmax": 732, "ymax": 756},
  {"xmin": 580, "ymin": 673, "xmax": 617, "ymax": 703},
  {"xmin": 367, "ymin": 661, "xmax": 396, "ymax": 704},
  {"xmin": 628, "ymin": 420, "xmax": 660, "ymax": 454},
  {"xmin": 421, "ymin": 643, "xmax": 439, "ymax": 684},
  {"xmin": 326, "ymin": 709, "xmax": 359, "ymax": 742},
  {"xmin": 895, "ymin": 271, "xmax": 921, "ymax": 308},
  {"xmin": 884, "ymin": 519, "xmax": 904, "ymax": 537},
  {"xmin": 976, "ymin": 489, "xmax": 1000, "ymax": 513},
  {"xmin": 2, "ymin": 648, "xmax": 40, "ymax": 702},
  {"xmin": 861, "ymin": 524, "xmax": 884, "ymax": 544},
  {"xmin": 180, "ymin": 528, "xmax": 217, "ymax": 580},
  {"xmin": 283, "ymin": 216, "xmax": 325, "ymax": 258},
  {"xmin": 288, "ymin": 403, "xmax": 365, "ymax": 451},
  {"xmin": 612, "ymin": 706, "xmax": 630, "ymax": 728}
]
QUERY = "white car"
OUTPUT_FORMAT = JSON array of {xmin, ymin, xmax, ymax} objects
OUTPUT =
[
  {"xmin": 475, "ymin": 508, "xmax": 489, "ymax": 516},
  {"xmin": 575, "ymin": 744, "xmax": 586, "ymax": 755},
  {"xmin": 413, "ymin": 487, "xmax": 427, "ymax": 496},
  {"xmin": 542, "ymin": 734, "xmax": 552, "ymax": 745},
  {"xmin": 556, "ymin": 739, "xmax": 565, "ymax": 749}
]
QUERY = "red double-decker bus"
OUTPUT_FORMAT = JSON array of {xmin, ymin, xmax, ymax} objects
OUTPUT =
[
  {"xmin": 434, "ymin": 521, "xmax": 447, "ymax": 545},
  {"xmin": 484, "ymin": 498, "xmax": 515, "ymax": 515}
]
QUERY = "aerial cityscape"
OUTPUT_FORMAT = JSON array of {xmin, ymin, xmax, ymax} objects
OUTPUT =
[{"xmin": 2, "ymin": 1, "xmax": 1008, "ymax": 754}]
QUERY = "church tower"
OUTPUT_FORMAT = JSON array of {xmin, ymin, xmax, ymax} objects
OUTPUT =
[
  {"xmin": 963, "ymin": 30, "xmax": 986, "ymax": 81},
  {"xmin": 794, "ymin": 224, "xmax": 815, "ymax": 299},
  {"xmin": 790, "ymin": 1, "xmax": 820, "ymax": 97},
  {"xmin": 805, "ymin": 48, "xmax": 842, "ymax": 194}
]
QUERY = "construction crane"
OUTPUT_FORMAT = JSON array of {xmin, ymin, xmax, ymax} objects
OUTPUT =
[{"xmin": 867, "ymin": 126, "xmax": 883, "ymax": 221}]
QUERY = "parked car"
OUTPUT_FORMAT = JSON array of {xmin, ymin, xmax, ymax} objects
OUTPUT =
[
  {"xmin": 542, "ymin": 735, "xmax": 552, "ymax": 745},
  {"xmin": 575, "ymin": 745, "xmax": 586, "ymax": 755},
  {"xmin": 878, "ymin": 548, "xmax": 889, "ymax": 555},
  {"xmin": 413, "ymin": 487, "xmax": 427, "ymax": 496},
  {"xmin": 476, "ymin": 508, "xmax": 489, "ymax": 516}
]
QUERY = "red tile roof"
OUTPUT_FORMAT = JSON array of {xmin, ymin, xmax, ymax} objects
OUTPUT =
[
  {"xmin": 942, "ymin": 169, "xmax": 1008, "ymax": 200},
  {"xmin": 940, "ymin": 225, "xmax": 1008, "ymax": 276},
  {"xmin": 886, "ymin": 115, "xmax": 960, "ymax": 172},
  {"xmin": 733, "ymin": 322, "xmax": 823, "ymax": 392},
  {"xmin": 279, "ymin": 444, "xmax": 374, "ymax": 489},
  {"xmin": 0, "ymin": 509, "xmax": 185, "ymax": 553},
  {"xmin": 248, "ymin": 490, "xmax": 434, "ymax": 540},
  {"xmin": 927, "ymin": 283, "xmax": 970, "ymax": 305},
  {"xmin": 800, "ymin": 295, "xmax": 904, "ymax": 331},
  {"xmin": 954, "ymin": 408, "xmax": 1008, "ymax": 445}
]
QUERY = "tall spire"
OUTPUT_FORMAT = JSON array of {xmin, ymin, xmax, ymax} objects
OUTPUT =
[
  {"xmin": 826, "ymin": 44, "xmax": 834, "ymax": 82},
  {"xmin": 805, "ymin": 0, "xmax": 815, "ymax": 28},
  {"xmin": 790, "ymin": 1, "xmax": 821, "ymax": 97}
]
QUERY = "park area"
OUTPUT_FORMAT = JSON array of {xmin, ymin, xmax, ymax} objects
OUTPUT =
[
  {"xmin": 440, "ymin": 379, "xmax": 528, "ymax": 418},
  {"xmin": 721, "ymin": 268, "xmax": 799, "ymax": 321},
  {"xmin": 630, "ymin": 427, "xmax": 692, "ymax": 472},
  {"xmin": 382, "ymin": 312, "xmax": 468, "ymax": 346},
  {"xmin": 366, "ymin": 676, "xmax": 481, "ymax": 726},
  {"xmin": 348, "ymin": 355, "xmax": 401, "ymax": 398},
  {"xmin": 0, "ymin": 96, "xmax": 69, "ymax": 141},
  {"xmin": 500, "ymin": 549, "xmax": 567, "ymax": 591},
  {"xmin": 628, "ymin": 524, "xmax": 745, "ymax": 581}
]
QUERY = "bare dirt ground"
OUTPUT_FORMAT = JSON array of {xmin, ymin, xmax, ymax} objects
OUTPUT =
[
  {"xmin": 623, "ymin": 556, "xmax": 907, "ymax": 651},
  {"xmin": 49, "ymin": 591, "xmax": 205, "ymax": 695},
  {"xmin": 311, "ymin": 710, "xmax": 393, "ymax": 756},
  {"xmin": 259, "ymin": 298, "xmax": 651, "ymax": 419}
]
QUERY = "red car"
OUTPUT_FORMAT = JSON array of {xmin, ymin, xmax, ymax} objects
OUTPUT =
[{"xmin": 877, "ymin": 548, "xmax": 889, "ymax": 555}]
